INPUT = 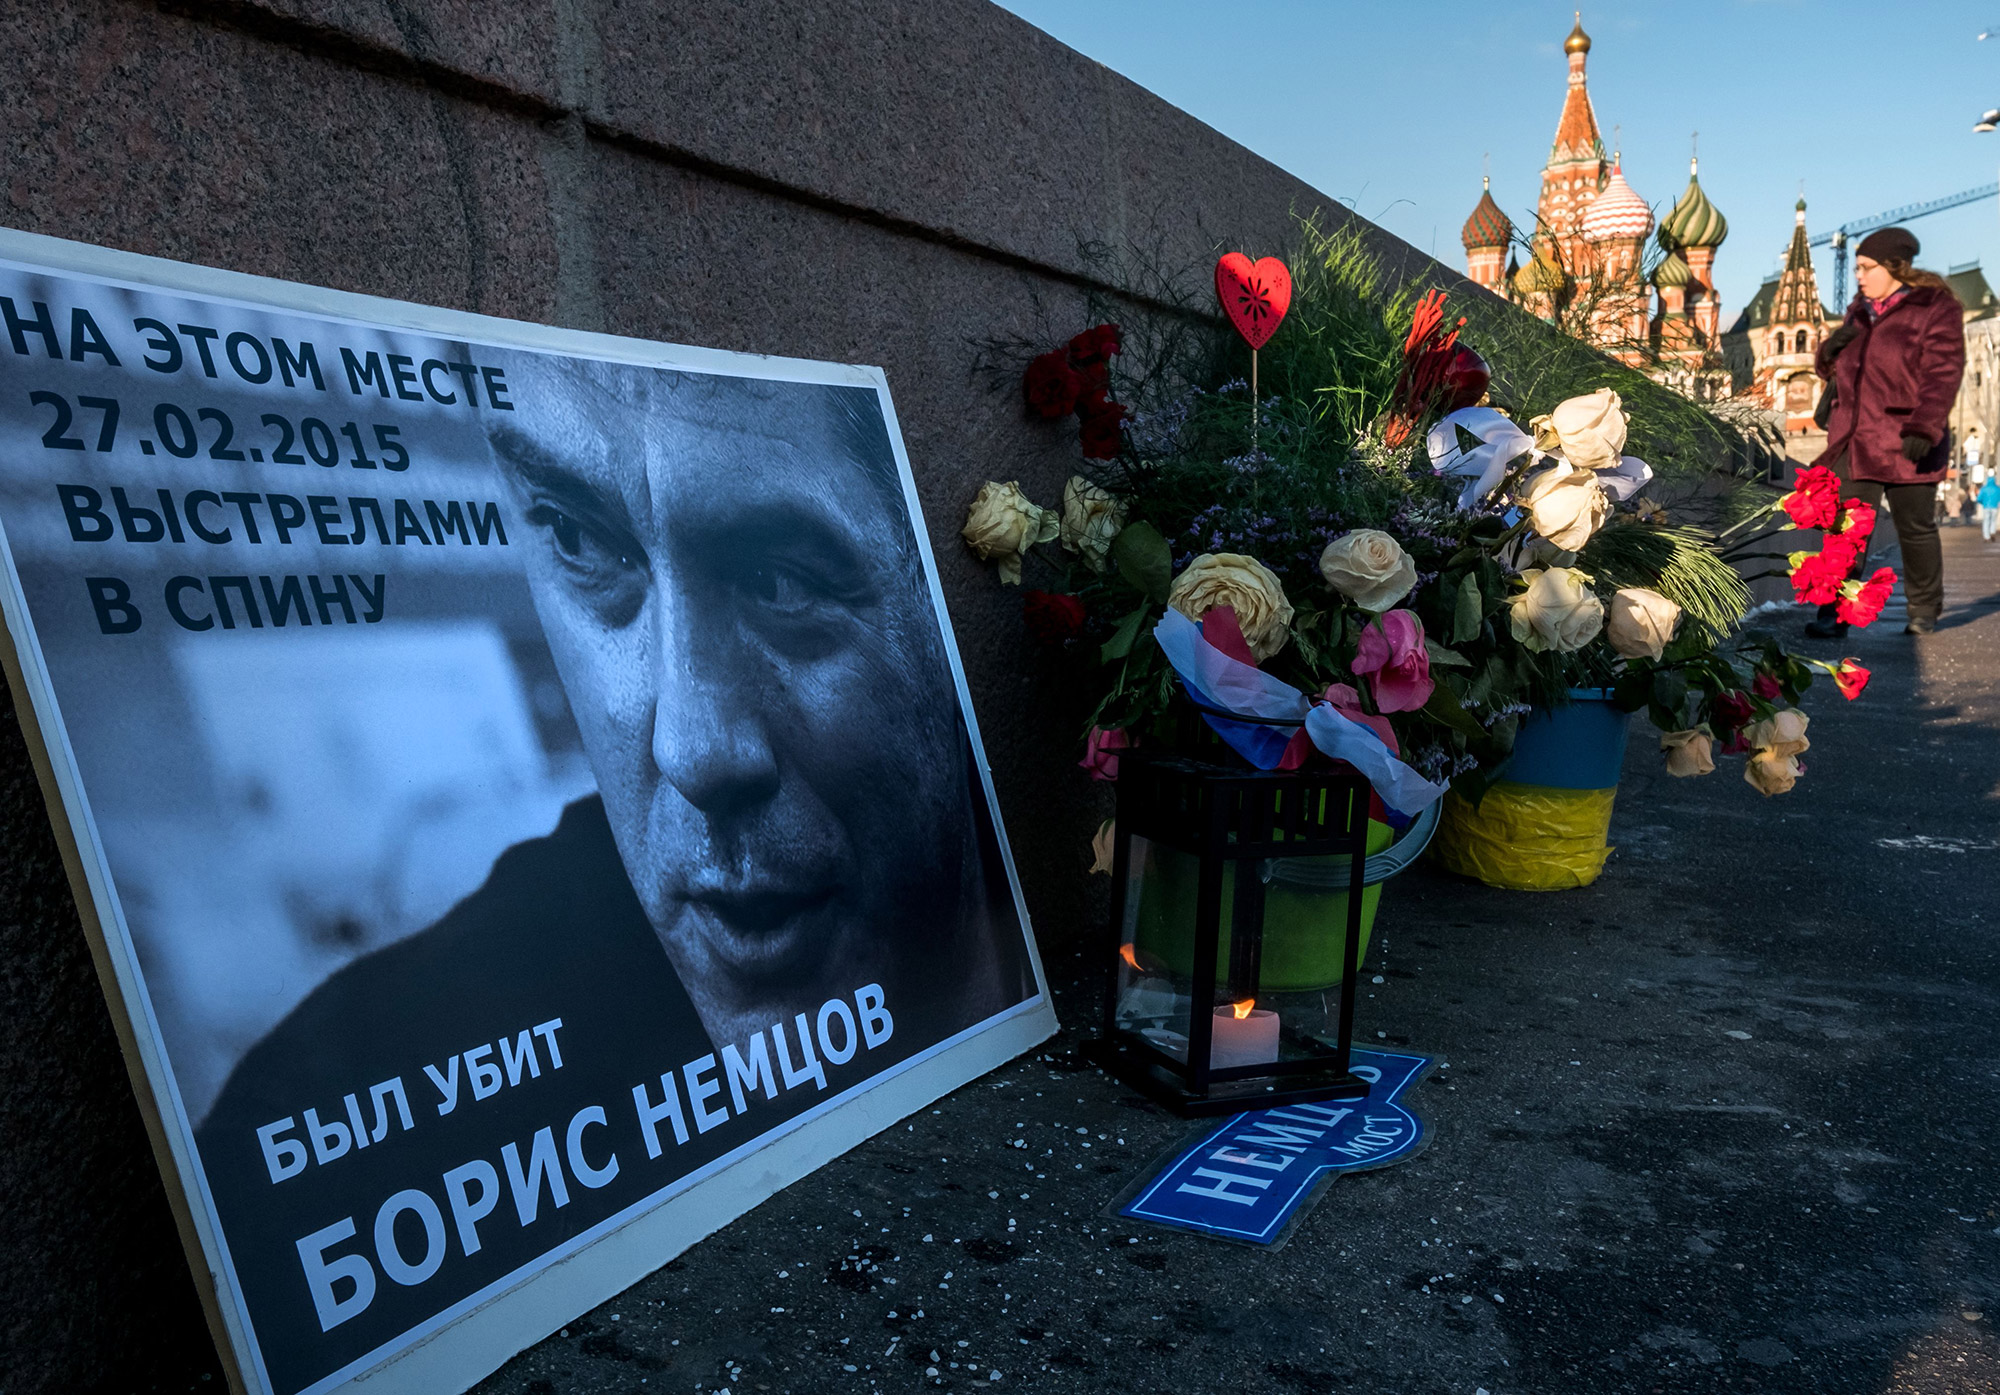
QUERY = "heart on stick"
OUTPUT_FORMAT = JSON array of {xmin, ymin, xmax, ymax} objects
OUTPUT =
[{"xmin": 1215, "ymin": 253, "xmax": 1293, "ymax": 350}]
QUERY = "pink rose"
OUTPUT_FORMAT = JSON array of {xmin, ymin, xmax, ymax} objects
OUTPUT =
[
  {"xmin": 1350, "ymin": 609, "xmax": 1434, "ymax": 713},
  {"xmin": 1080, "ymin": 726, "xmax": 1129, "ymax": 781}
]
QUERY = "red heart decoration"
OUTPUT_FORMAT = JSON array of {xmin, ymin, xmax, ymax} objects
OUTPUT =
[{"xmin": 1215, "ymin": 253, "xmax": 1292, "ymax": 350}]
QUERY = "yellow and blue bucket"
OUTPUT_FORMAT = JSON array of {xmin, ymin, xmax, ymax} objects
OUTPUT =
[{"xmin": 1434, "ymin": 690, "xmax": 1630, "ymax": 891}]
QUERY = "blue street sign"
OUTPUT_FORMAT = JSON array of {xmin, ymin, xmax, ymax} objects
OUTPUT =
[{"xmin": 1119, "ymin": 1048, "xmax": 1434, "ymax": 1244}]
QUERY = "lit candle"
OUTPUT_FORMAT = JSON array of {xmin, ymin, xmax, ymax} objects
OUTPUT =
[
  {"xmin": 1209, "ymin": 999, "xmax": 1280, "ymax": 1069},
  {"xmin": 1117, "ymin": 942, "xmax": 1185, "ymax": 1024}
]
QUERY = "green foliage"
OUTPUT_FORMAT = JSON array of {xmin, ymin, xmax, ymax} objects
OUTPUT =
[
  {"xmin": 1462, "ymin": 297, "xmax": 1754, "ymax": 490},
  {"xmin": 1109, "ymin": 521, "xmax": 1172, "ymax": 603},
  {"xmin": 1075, "ymin": 217, "xmax": 1467, "ymax": 612},
  {"xmin": 1578, "ymin": 521, "xmax": 1752, "ymax": 641},
  {"xmin": 1257, "ymin": 212, "xmax": 1420, "ymax": 444}
]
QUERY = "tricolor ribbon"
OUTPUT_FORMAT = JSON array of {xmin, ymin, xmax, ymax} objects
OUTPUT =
[{"xmin": 1152, "ymin": 610, "xmax": 1449, "ymax": 820}]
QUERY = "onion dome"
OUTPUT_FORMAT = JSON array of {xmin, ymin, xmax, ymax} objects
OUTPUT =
[
  {"xmin": 1462, "ymin": 177, "xmax": 1512, "ymax": 250},
  {"xmin": 1652, "ymin": 250, "xmax": 1692, "ymax": 288},
  {"xmin": 1514, "ymin": 245, "xmax": 1568, "ymax": 296},
  {"xmin": 1580, "ymin": 160, "xmax": 1653, "ymax": 242},
  {"xmin": 1783, "ymin": 198, "xmax": 1812, "ymax": 272},
  {"xmin": 1564, "ymin": 14, "xmax": 1591, "ymax": 54},
  {"xmin": 1658, "ymin": 157, "xmax": 1728, "ymax": 251}
]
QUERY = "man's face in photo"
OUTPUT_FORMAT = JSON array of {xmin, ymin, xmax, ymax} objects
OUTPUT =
[{"xmin": 493, "ymin": 363, "xmax": 969, "ymax": 1043}]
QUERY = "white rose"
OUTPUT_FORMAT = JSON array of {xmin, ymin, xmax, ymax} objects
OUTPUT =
[
  {"xmin": 1606, "ymin": 587, "xmax": 1682, "ymax": 661},
  {"xmin": 1167, "ymin": 553, "xmax": 1295, "ymax": 661},
  {"xmin": 1507, "ymin": 567, "xmax": 1605, "ymax": 653},
  {"xmin": 1745, "ymin": 709, "xmax": 1810, "ymax": 758},
  {"xmin": 1317, "ymin": 529, "xmax": 1417, "ymax": 611},
  {"xmin": 1659, "ymin": 728, "xmax": 1714, "ymax": 777},
  {"xmin": 1744, "ymin": 749, "xmax": 1801, "ymax": 796},
  {"xmin": 1529, "ymin": 387, "xmax": 1628, "ymax": 471},
  {"xmin": 1059, "ymin": 476, "xmax": 1127, "ymax": 570},
  {"xmin": 962, "ymin": 480, "xmax": 1058, "ymax": 584},
  {"xmin": 1521, "ymin": 464, "xmax": 1611, "ymax": 552}
]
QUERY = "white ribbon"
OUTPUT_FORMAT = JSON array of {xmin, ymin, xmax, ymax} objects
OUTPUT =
[
  {"xmin": 1303, "ymin": 704, "xmax": 1449, "ymax": 819},
  {"xmin": 1594, "ymin": 453, "xmax": 1655, "ymax": 503},
  {"xmin": 1428, "ymin": 406, "xmax": 1536, "ymax": 511}
]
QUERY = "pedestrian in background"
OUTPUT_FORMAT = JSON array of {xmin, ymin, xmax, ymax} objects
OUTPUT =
[
  {"xmin": 1807, "ymin": 227, "xmax": 1966, "ymax": 637},
  {"xmin": 1980, "ymin": 473, "xmax": 2000, "ymax": 542},
  {"xmin": 1940, "ymin": 473, "xmax": 1968, "ymax": 525}
]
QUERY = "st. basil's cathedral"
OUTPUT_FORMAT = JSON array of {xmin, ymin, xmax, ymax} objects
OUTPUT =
[
  {"xmin": 1459, "ymin": 13, "xmax": 2000, "ymax": 458},
  {"xmin": 1460, "ymin": 15, "xmax": 1738, "ymax": 402}
]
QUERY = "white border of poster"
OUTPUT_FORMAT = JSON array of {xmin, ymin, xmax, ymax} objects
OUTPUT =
[{"xmin": 0, "ymin": 226, "xmax": 1054, "ymax": 1395}]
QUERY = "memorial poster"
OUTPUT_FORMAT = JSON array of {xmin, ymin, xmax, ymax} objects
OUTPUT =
[{"xmin": 0, "ymin": 229, "xmax": 1053, "ymax": 1395}]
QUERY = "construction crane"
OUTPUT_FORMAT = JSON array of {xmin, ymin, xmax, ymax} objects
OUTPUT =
[{"xmin": 1808, "ymin": 183, "xmax": 1999, "ymax": 306}]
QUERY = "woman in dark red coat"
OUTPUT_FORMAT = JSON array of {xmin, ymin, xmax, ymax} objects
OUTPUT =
[{"xmin": 1808, "ymin": 226, "xmax": 1965, "ymax": 636}]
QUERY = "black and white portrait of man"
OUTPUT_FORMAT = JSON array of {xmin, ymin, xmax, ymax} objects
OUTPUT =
[
  {"xmin": 0, "ymin": 241, "xmax": 1047, "ymax": 1395},
  {"xmin": 202, "ymin": 355, "xmax": 1032, "ymax": 1112},
  {"xmin": 187, "ymin": 353, "xmax": 1036, "ymax": 1383}
]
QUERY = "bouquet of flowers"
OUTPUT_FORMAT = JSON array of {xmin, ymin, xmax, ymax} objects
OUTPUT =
[{"xmin": 962, "ymin": 224, "xmax": 1881, "ymax": 815}]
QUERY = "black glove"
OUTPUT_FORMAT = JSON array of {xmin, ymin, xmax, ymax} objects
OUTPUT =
[
  {"xmin": 1902, "ymin": 433, "xmax": 1934, "ymax": 463},
  {"xmin": 1822, "ymin": 322, "xmax": 1863, "ymax": 360}
]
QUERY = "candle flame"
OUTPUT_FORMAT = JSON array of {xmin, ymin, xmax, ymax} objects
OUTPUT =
[
  {"xmin": 1119, "ymin": 943, "xmax": 1141, "ymax": 970},
  {"xmin": 1230, "ymin": 998, "xmax": 1256, "ymax": 1020}
]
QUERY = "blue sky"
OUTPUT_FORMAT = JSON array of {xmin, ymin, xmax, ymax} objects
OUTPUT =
[{"xmin": 992, "ymin": 1, "xmax": 2000, "ymax": 321}]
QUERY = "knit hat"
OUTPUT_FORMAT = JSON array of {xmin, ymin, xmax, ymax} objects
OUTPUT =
[{"xmin": 1856, "ymin": 226, "xmax": 1920, "ymax": 265}]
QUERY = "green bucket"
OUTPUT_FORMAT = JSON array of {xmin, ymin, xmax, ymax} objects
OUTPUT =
[{"xmin": 1130, "ymin": 820, "xmax": 1396, "ymax": 991}]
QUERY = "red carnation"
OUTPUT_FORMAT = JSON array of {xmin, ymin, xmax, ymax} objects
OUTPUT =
[
  {"xmin": 1837, "ymin": 498, "xmax": 1876, "ymax": 544},
  {"xmin": 1022, "ymin": 589, "xmax": 1087, "ymax": 644},
  {"xmin": 1752, "ymin": 671, "xmax": 1782, "ymax": 701},
  {"xmin": 1022, "ymin": 351, "xmax": 1082, "ymax": 420},
  {"xmin": 1068, "ymin": 323, "xmax": 1123, "ymax": 368},
  {"xmin": 1781, "ymin": 466, "xmax": 1843, "ymax": 531},
  {"xmin": 1834, "ymin": 658, "xmax": 1872, "ymax": 701},
  {"xmin": 1077, "ymin": 391, "xmax": 1129, "ymax": 460},
  {"xmin": 1818, "ymin": 532, "xmax": 1866, "ymax": 574},
  {"xmin": 1836, "ymin": 567, "xmax": 1897, "ymax": 628},
  {"xmin": 1788, "ymin": 549, "xmax": 1849, "ymax": 605}
]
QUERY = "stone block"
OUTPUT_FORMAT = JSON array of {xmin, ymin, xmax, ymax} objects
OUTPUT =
[{"xmin": 0, "ymin": 2, "xmax": 564, "ymax": 316}]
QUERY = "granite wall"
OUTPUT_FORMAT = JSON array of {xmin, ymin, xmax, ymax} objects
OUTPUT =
[{"xmin": 0, "ymin": 2, "xmax": 1487, "ymax": 1387}]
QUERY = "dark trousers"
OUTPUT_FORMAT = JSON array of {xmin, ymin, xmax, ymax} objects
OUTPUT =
[{"xmin": 1822, "ymin": 456, "xmax": 1943, "ymax": 621}]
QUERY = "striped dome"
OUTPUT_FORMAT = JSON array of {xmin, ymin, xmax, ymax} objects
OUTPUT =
[
  {"xmin": 1580, "ymin": 162, "xmax": 1653, "ymax": 242},
  {"xmin": 1462, "ymin": 179, "xmax": 1512, "ymax": 250},
  {"xmin": 1658, "ymin": 158, "xmax": 1728, "ymax": 251},
  {"xmin": 1652, "ymin": 250, "xmax": 1691, "ymax": 289}
]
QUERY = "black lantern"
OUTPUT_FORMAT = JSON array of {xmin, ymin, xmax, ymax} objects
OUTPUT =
[{"xmin": 1085, "ymin": 750, "xmax": 1375, "ymax": 1116}]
